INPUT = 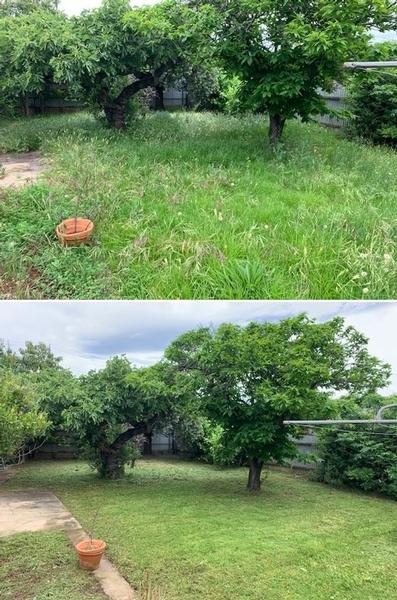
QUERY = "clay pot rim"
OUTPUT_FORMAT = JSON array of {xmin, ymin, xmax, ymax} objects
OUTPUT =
[
  {"xmin": 56, "ymin": 217, "xmax": 94, "ymax": 238},
  {"xmin": 75, "ymin": 539, "xmax": 106, "ymax": 556}
]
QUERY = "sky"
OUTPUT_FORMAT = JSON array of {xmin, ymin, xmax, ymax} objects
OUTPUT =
[
  {"xmin": 59, "ymin": 0, "xmax": 397, "ymax": 42},
  {"xmin": 0, "ymin": 301, "xmax": 396, "ymax": 395}
]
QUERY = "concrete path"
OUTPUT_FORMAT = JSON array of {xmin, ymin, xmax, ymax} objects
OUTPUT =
[
  {"xmin": 0, "ymin": 490, "xmax": 136, "ymax": 600},
  {"xmin": 0, "ymin": 152, "xmax": 44, "ymax": 189}
]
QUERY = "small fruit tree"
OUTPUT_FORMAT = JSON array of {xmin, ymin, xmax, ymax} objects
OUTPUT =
[
  {"xmin": 65, "ymin": 356, "xmax": 190, "ymax": 479},
  {"xmin": 52, "ymin": 0, "xmax": 215, "ymax": 128}
]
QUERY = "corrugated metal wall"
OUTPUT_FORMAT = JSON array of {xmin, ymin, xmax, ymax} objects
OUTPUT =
[{"xmin": 316, "ymin": 84, "xmax": 349, "ymax": 128}]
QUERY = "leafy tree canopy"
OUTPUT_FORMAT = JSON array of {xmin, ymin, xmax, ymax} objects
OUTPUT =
[
  {"xmin": 0, "ymin": 341, "xmax": 72, "ymax": 435},
  {"xmin": 0, "ymin": 340, "xmax": 61, "ymax": 373},
  {"xmin": 0, "ymin": 371, "xmax": 49, "ymax": 465},
  {"xmin": 0, "ymin": 0, "xmax": 59, "ymax": 17},
  {"xmin": 165, "ymin": 314, "xmax": 390, "ymax": 490},
  {"xmin": 192, "ymin": 0, "xmax": 396, "ymax": 143},
  {"xmin": 0, "ymin": 7, "xmax": 71, "ymax": 106},
  {"xmin": 51, "ymin": 0, "xmax": 216, "ymax": 127},
  {"xmin": 65, "ymin": 355, "xmax": 191, "ymax": 478}
]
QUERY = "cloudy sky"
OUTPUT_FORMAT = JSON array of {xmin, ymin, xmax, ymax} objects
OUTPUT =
[
  {"xmin": 0, "ymin": 301, "xmax": 396, "ymax": 394},
  {"xmin": 59, "ymin": 0, "xmax": 397, "ymax": 41}
]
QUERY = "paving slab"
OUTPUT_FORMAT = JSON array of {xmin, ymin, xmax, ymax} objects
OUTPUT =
[
  {"xmin": 0, "ymin": 151, "xmax": 44, "ymax": 189},
  {"xmin": 0, "ymin": 489, "xmax": 136, "ymax": 600}
]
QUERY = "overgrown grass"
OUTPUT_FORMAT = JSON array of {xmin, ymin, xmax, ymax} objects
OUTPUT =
[
  {"xmin": 0, "ymin": 529, "xmax": 106, "ymax": 600},
  {"xmin": 3, "ymin": 459, "xmax": 397, "ymax": 600},
  {"xmin": 0, "ymin": 112, "xmax": 396, "ymax": 298}
]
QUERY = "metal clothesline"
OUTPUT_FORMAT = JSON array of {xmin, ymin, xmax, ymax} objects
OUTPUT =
[
  {"xmin": 283, "ymin": 404, "xmax": 397, "ymax": 427},
  {"xmin": 344, "ymin": 61, "xmax": 397, "ymax": 69}
]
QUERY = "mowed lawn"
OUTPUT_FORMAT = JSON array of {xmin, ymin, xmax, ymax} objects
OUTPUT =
[
  {"xmin": 3, "ymin": 459, "xmax": 397, "ymax": 600},
  {"xmin": 0, "ymin": 112, "xmax": 396, "ymax": 299},
  {"xmin": 0, "ymin": 530, "xmax": 107, "ymax": 600}
]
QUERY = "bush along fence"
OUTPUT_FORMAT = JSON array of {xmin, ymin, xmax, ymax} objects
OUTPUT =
[{"xmin": 315, "ymin": 426, "xmax": 397, "ymax": 500}]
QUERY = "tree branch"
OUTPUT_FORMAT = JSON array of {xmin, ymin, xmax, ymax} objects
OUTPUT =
[
  {"xmin": 111, "ymin": 417, "xmax": 157, "ymax": 450},
  {"xmin": 115, "ymin": 63, "xmax": 175, "ymax": 106}
]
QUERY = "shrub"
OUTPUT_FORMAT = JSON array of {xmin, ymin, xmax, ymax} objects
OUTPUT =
[
  {"xmin": 173, "ymin": 416, "xmax": 240, "ymax": 465},
  {"xmin": 348, "ymin": 42, "xmax": 397, "ymax": 146},
  {"xmin": 184, "ymin": 65, "xmax": 226, "ymax": 111},
  {"xmin": 315, "ymin": 426, "xmax": 397, "ymax": 500}
]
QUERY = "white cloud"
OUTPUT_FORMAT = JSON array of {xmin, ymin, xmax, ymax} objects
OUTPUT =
[
  {"xmin": 0, "ymin": 301, "xmax": 396, "ymax": 395},
  {"xmin": 59, "ymin": 0, "xmax": 160, "ymax": 15}
]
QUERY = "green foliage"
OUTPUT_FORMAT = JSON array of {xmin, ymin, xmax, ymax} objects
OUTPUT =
[
  {"xmin": 0, "ymin": 0, "xmax": 59, "ymax": 17},
  {"xmin": 0, "ymin": 0, "xmax": 214, "ymax": 125},
  {"xmin": 0, "ymin": 339, "xmax": 62, "ymax": 374},
  {"xmin": 17, "ymin": 340, "xmax": 61, "ymax": 372},
  {"xmin": 200, "ymin": 420, "xmax": 239, "ymax": 465},
  {"xmin": 172, "ymin": 415, "xmax": 208, "ymax": 458},
  {"xmin": 165, "ymin": 315, "xmax": 390, "ymax": 489},
  {"xmin": 201, "ymin": 0, "xmax": 395, "ymax": 141},
  {"xmin": 0, "ymin": 339, "xmax": 78, "ymax": 443},
  {"xmin": 348, "ymin": 42, "xmax": 397, "ymax": 145},
  {"xmin": 65, "ymin": 356, "xmax": 188, "ymax": 478},
  {"xmin": 0, "ymin": 8, "xmax": 72, "ymax": 113},
  {"xmin": 50, "ymin": 0, "xmax": 215, "ymax": 127},
  {"xmin": 0, "ymin": 371, "xmax": 49, "ymax": 461},
  {"xmin": 172, "ymin": 415, "xmax": 235, "ymax": 464},
  {"xmin": 183, "ymin": 64, "xmax": 227, "ymax": 111},
  {"xmin": 220, "ymin": 74, "xmax": 243, "ymax": 114},
  {"xmin": 316, "ymin": 425, "xmax": 397, "ymax": 500},
  {"xmin": 315, "ymin": 392, "xmax": 397, "ymax": 499},
  {"xmin": 30, "ymin": 368, "xmax": 82, "ymax": 436}
]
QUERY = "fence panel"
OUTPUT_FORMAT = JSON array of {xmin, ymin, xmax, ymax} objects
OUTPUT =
[{"xmin": 316, "ymin": 84, "xmax": 349, "ymax": 128}]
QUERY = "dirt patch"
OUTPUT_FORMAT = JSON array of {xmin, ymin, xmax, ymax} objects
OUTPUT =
[
  {"xmin": 0, "ymin": 151, "xmax": 44, "ymax": 189},
  {"xmin": 0, "ymin": 267, "xmax": 44, "ymax": 299}
]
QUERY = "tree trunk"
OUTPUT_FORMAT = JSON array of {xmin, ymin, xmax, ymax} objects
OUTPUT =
[
  {"xmin": 98, "ymin": 448, "xmax": 125, "ymax": 479},
  {"xmin": 21, "ymin": 94, "xmax": 31, "ymax": 117},
  {"xmin": 268, "ymin": 114, "xmax": 286, "ymax": 145},
  {"xmin": 143, "ymin": 431, "xmax": 152, "ymax": 456},
  {"xmin": 104, "ymin": 103, "xmax": 127, "ymax": 129},
  {"xmin": 247, "ymin": 458, "xmax": 263, "ymax": 491},
  {"xmin": 154, "ymin": 85, "xmax": 165, "ymax": 110}
]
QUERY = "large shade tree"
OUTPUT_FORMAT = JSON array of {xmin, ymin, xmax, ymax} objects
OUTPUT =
[
  {"xmin": 192, "ymin": 0, "xmax": 396, "ymax": 143},
  {"xmin": 65, "ymin": 356, "xmax": 190, "ymax": 479},
  {"xmin": 165, "ymin": 315, "xmax": 390, "ymax": 491},
  {"xmin": 52, "ymin": 0, "xmax": 215, "ymax": 128}
]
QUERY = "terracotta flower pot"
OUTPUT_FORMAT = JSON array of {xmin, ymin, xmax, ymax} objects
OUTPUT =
[
  {"xmin": 75, "ymin": 539, "xmax": 106, "ymax": 571},
  {"xmin": 56, "ymin": 217, "xmax": 94, "ymax": 246}
]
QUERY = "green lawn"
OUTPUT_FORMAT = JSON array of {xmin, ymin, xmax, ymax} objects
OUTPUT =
[
  {"xmin": 3, "ymin": 459, "xmax": 397, "ymax": 600},
  {"xmin": 0, "ymin": 112, "xmax": 396, "ymax": 299},
  {"xmin": 0, "ymin": 529, "xmax": 107, "ymax": 600}
]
